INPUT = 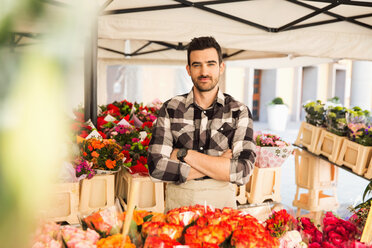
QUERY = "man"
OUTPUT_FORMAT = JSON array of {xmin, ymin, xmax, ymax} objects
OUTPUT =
[{"xmin": 148, "ymin": 36, "xmax": 256, "ymax": 212}]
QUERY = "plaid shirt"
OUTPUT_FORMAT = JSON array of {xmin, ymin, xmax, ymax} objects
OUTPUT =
[{"xmin": 148, "ymin": 88, "xmax": 256, "ymax": 186}]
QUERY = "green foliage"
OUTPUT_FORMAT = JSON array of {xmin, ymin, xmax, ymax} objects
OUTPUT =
[
  {"xmin": 303, "ymin": 100, "xmax": 326, "ymax": 126},
  {"xmin": 270, "ymin": 97, "xmax": 284, "ymax": 105},
  {"xmin": 326, "ymin": 106, "xmax": 348, "ymax": 136}
]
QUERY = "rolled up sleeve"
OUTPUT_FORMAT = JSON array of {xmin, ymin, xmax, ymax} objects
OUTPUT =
[
  {"xmin": 229, "ymin": 106, "xmax": 256, "ymax": 185},
  {"xmin": 147, "ymin": 103, "xmax": 190, "ymax": 184}
]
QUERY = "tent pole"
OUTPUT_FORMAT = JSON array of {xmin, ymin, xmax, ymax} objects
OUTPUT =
[{"xmin": 84, "ymin": 12, "xmax": 98, "ymax": 127}]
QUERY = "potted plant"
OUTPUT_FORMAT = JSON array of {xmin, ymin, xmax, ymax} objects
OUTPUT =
[
  {"xmin": 303, "ymin": 100, "xmax": 326, "ymax": 127},
  {"xmin": 325, "ymin": 105, "xmax": 348, "ymax": 136},
  {"xmin": 267, "ymin": 97, "xmax": 289, "ymax": 131}
]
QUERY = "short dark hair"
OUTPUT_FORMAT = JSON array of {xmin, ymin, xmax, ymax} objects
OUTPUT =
[{"xmin": 187, "ymin": 36, "xmax": 222, "ymax": 66}]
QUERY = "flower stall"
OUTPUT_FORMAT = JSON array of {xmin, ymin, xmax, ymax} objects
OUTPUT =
[{"xmin": 33, "ymin": 98, "xmax": 372, "ymax": 248}]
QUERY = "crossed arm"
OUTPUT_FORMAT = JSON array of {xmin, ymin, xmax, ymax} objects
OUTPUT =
[{"xmin": 170, "ymin": 149, "xmax": 232, "ymax": 181}]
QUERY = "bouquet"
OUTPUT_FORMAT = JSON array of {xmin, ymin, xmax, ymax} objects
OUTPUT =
[
  {"xmin": 254, "ymin": 132, "xmax": 293, "ymax": 168},
  {"xmin": 61, "ymin": 225, "xmax": 100, "ymax": 248},
  {"xmin": 72, "ymin": 157, "xmax": 95, "ymax": 180},
  {"xmin": 96, "ymin": 234, "xmax": 136, "ymax": 248},
  {"xmin": 32, "ymin": 221, "xmax": 62, "ymax": 248},
  {"xmin": 80, "ymin": 206, "xmax": 123, "ymax": 238},
  {"xmin": 303, "ymin": 100, "xmax": 326, "ymax": 127},
  {"xmin": 347, "ymin": 107, "xmax": 372, "ymax": 146},
  {"xmin": 79, "ymin": 138, "xmax": 124, "ymax": 172},
  {"xmin": 265, "ymin": 209, "xmax": 296, "ymax": 238},
  {"xmin": 325, "ymin": 106, "xmax": 348, "ymax": 136}
]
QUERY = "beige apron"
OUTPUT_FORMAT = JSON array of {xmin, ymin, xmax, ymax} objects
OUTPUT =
[{"xmin": 165, "ymin": 179, "xmax": 237, "ymax": 213}]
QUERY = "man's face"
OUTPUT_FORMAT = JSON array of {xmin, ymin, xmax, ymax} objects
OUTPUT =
[{"xmin": 186, "ymin": 48, "xmax": 225, "ymax": 92}]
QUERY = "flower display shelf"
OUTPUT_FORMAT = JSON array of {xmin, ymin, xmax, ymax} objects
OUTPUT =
[
  {"xmin": 336, "ymin": 139, "xmax": 372, "ymax": 176},
  {"xmin": 246, "ymin": 166, "xmax": 281, "ymax": 204},
  {"xmin": 117, "ymin": 169, "xmax": 164, "ymax": 213},
  {"xmin": 364, "ymin": 158, "xmax": 372, "ymax": 179},
  {"xmin": 294, "ymin": 149, "xmax": 338, "ymax": 189},
  {"xmin": 79, "ymin": 174, "xmax": 115, "ymax": 214},
  {"xmin": 42, "ymin": 182, "xmax": 80, "ymax": 224},
  {"xmin": 294, "ymin": 122, "xmax": 323, "ymax": 153},
  {"xmin": 315, "ymin": 129, "xmax": 345, "ymax": 163}
]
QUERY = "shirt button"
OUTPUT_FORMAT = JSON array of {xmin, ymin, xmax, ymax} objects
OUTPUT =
[
  {"xmin": 220, "ymin": 128, "xmax": 224, "ymax": 131},
  {"xmin": 200, "ymin": 147, "xmax": 203, "ymax": 150},
  {"xmin": 203, "ymin": 111, "xmax": 206, "ymax": 114}
]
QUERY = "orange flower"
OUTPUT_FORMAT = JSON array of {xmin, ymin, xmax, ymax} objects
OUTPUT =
[
  {"xmin": 96, "ymin": 234, "xmax": 135, "ymax": 248},
  {"xmin": 83, "ymin": 152, "xmax": 87, "ymax": 156},
  {"xmin": 105, "ymin": 159, "xmax": 116, "ymax": 169},
  {"xmin": 91, "ymin": 151, "xmax": 99, "ymax": 158}
]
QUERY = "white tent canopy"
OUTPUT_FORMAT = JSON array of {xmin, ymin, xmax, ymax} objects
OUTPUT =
[{"xmin": 97, "ymin": 0, "xmax": 372, "ymax": 63}]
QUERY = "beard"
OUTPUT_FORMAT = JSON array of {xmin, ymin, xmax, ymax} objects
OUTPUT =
[{"xmin": 192, "ymin": 75, "xmax": 219, "ymax": 92}]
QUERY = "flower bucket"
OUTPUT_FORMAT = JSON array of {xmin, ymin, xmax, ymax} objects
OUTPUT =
[{"xmin": 255, "ymin": 146, "xmax": 293, "ymax": 168}]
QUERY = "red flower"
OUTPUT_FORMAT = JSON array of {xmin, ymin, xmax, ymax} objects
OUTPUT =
[
  {"xmin": 98, "ymin": 131, "xmax": 106, "ymax": 139},
  {"xmin": 141, "ymin": 137, "xmax": 151, "ymax": 146},
  {"xmin": 137, "ymin": 156, "xmax": 147, "ymax": 167},
  {"xmin": 97, "ymin": 116, "xmax": 108, "ymax": 130},
  {"xmin": 107, "ymin": 104, "xmax": 120, "ymax": 116},
  {"xmin": 142, "ymin": 121, "xmax": 153, "ymax": 129},
  {"xmin": 80, "ymin": 130, "xmax": 89, "ymax": 138}
]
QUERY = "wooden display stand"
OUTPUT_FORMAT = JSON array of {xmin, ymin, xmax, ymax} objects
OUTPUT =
[
  {"xmin": 236, "ymin": 184, "xmax": 247, "ymax": 205},
  {"xmin": 294, "ymin": 149, "xmax": 338, "ymax": 189},
  {"xmin": 246, "ymin": 166, "xmax": 281, "ymax": 204},
  {"xmin": 293, "ymin": 149, "xmax": 339, "ymax": 224},
  {"xmin": 364, "ymin": 158, "xmax": 372, "ymax": 179},
  {"xmin": 79, "ymin": 174, "xmax": 115, "ymax": 214},
  {"xmin": 336, "ymin": 139, "xmax": 372, "ymax": 176},
  {"xmin": 117, "ymin": 169, "xmax": 164, "ymax": 213},
  {"xmin": 294, "ymin": 122, "xmax": 323, "ymax": 153},
  {"xmin": 42, "ymin": 183, "xmax": 80, "ymax": 224},
  {"xmin": 315, "ymin": 129, "xmax": 345, "ymax": 163}
]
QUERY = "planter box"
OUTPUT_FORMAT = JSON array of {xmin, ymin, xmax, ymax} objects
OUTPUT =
[
  {"xmin": 117, "ymin": 169, "xmax": 164, "ymax": 213},
  {"xmin": 315, "ymin": 129, "xmax": 345, "ymax": 163},
  {"xmin": 42, "ymin": 183, "xmax": 79, "ymax": 224},
  {"xmin": 364, "ymin": 158, "xmax": 372, "ymax": 179},
  {"xmin": 79, "ymin": 174, "xmax": 115, "ymax": 214},
  {"xmin": 294, "ymin": 149, "xmax": 338, "ymax": 189},
  {"xmin": 336, "ymin": 139, "xmax": 372, "ymax": 176},
  {"xmin": 246, "ymin": 166, "xmax": 281, "ymax": 204},
  {"xmin": 294, "ymin": 122, "xmax": 323, "ymax": 153}
]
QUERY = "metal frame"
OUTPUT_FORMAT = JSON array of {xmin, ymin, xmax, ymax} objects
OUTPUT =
[{"xmin": 10, "ymin": 0, "xmax": 371, "ymax": 124}]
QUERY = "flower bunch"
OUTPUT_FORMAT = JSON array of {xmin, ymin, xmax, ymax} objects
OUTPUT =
[
  {"xmin": 141, "ymin": 222, "xmax": 183, "ymax": 241},
  {"xmin": 79, "ymin": 138, "xmax": 124, "ymax": 171},
  {"xmin": 326, "ymin": 106, "xmax": 348, "ymax": 136},
  {"xmin": 110, "ymin": 124, "xmax": 138, "ymax": 148},
  {"xmin": 255, "ymin": 132, "xmax": 290, "ymax": 147},
  {"xmin": 347, "ymin": 123, "xmax": 372, "ymax": 146},
  {"xmin": 122, "ymin": 132, "xmax": 152, "ymax": 175},
  {"xmin": 96, "ymin": 234, "xmax": 136, "ymax": 248},
  {"xmin": 303, "ymin": 100, "xmax": 326, "ymax": 127},
  {"xmin": 100, "ymin": 100, "xmax": 133, "ymax": 118},
  {"xmin": 32, "ymin": 222, "xmax": 62, "ymax": 248},
  {"xmin": 265, "ymin": 209, "xmax": 296, "ymax": 238},
  {"xmin": 72, "ymin": 157, "xmax": 95, "ymax": 179},
  {"xmin": 80, "ymin": 206, "xmax": 123, "ymax": 238},
  {"xmin": 297, "ymin": 212, "xmax": 365, "ymax": 248},
  {"xmin": 61, "ymin": 225, "xmax": 100, "ymax": 248},
  {"xmin": 143, "ymin": 235, "xmax": 181, "ymax": 248},
  {"xmin": 297, "ymin": 217, "xmax": 323, "ymax": 245}
]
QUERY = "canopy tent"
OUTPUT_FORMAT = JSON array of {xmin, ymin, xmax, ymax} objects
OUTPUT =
[
  {"xmin": 10, "ymin": 0, "xmax": 372, "ymax": 123},
  {"xmin": 98, "ymin": 0, "xmax": 372, "ymax": 63}
]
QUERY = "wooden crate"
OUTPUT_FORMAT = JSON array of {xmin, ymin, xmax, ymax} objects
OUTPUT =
[
  {"xmin": 42, "ymin": 182, "xmax": 79, "ymax": 224},
  {"xmin": 117, "ymin": 169, "xmax": 164, "ymax": 213},
  {"xmin": 294, "ymin": 122, "xmax": 323, "ymax": 153},
  {"xmin": 315, "ymin": 129, "xmax": 345, "ymax": 163},
  {"xmin": 364, "ymin": 158, "xmax": 372, "ymax": 179},
  {"xmin": 336, "ymin": 139, "xmax": 372, "ymax": 176},
  {"xmin": 294, "ymin": 149, "xmax": 338, "ymax": 189},
  {"xmin": 79, "ymin": 174, "xmax": 115, "ymax": 214},
  {"xmin": 246, "ymin": 166, "xmax": 281, "ymax": 204}
]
